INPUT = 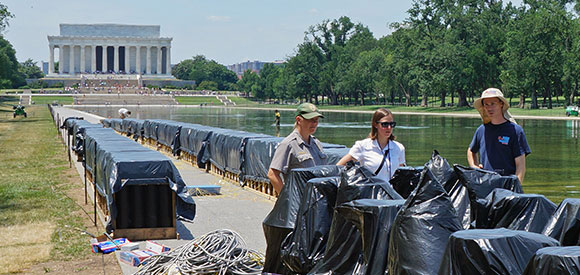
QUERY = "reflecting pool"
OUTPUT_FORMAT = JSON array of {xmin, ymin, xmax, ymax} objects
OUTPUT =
[{"xmin": 76, "ymin": 105, "xmax": 580, "ymax": 203}]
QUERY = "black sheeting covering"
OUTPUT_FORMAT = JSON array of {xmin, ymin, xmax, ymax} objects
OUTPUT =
[
  {"xmin": 439, "ymin": 228, "xmax": 560, "ymax": 275},
  {"xmin": 70, "ymin": 120, "xmax": 103, "ymax": 154},
  {"xmin": 389, "ymin": 166, "xmax": 423, "ymax": 199},
  {"xmin": 101, "ymin": 118, "xmax": 111, "ymax": 128},
  {"xmin": 243, "ymin": 137, "xmax": 285, "ymax": 183},
  {"xmin": 522, "ymin": 246, "xmax": 580, "ymax": 275},
  {"xmin": 484, "ymin": 189, "xmax": 557, "ymax": 233},
  {"xmin": 280, "ymin": 176, "xmax": 340, "ymax": 274},
  {"xmin": 108, "ymin": 118, "xmax": 125, "ymax": 133},
  {"xmin": 207, "ymin": 128, "xmax": 271, "ymax": 176},
  {"xmin": 142, "ymin": 119, "xmax": 161, "ymax": 141},
  {"xmin": 324, "ymin": 147, "xmax": 351, "ymax": 167},
  {"xmin": 154, "ymin": 120, "xmax": 185, "ymax": 155},
  {"xmin": 60, "ymin": 116, "xmax": 84, "ymax": 135},
  {"xmin": 332, "ymin": 199, "xmax": 404, "ymax": 275},
  {"xmin": 262, "ymin": 165, "xmax": 344, "ymax": 274},
  {"xmin": 543, "ymin": 198, "xmax": 580, "ymax": 246},
  {"xmin": 309, "ymin": 164, "xmax": 402, "ymax": 275},
  {"xmin": 178, "ymin": 123, "xmax": 212, "ymax": 157},
  {"xmin": 84, "ymin": 128, "xmax": 129, "ymax": 175},
  {"xmin": 424, "ymin": 151, "xmax": 471, "ymax": 229},
  {"xmin": 320, "ymin": 142, "xmax": 347, "ymax": 149},
  {"xmin": 121, "ymin": 118, "xmax": 145, "ymax": 141},
  {"xmin": 82, "ymin": 128, "xmax": 196, "ymax": 231},
  {"xmin": 388, "ymin": 168, "xmax": 463, "ymax": 275}
]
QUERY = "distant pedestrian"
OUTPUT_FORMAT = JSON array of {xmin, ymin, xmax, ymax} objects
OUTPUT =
[
  {"xmin": 118, "ymin": 108, "xmax": 131, "ymax": 119},
  {"xmin": 274, "ymin": 109, "xmax": 281, "ymax": 126},
  {"xmin": 467, "ymin": 88, "xmax": 531, "ymax": 183}
]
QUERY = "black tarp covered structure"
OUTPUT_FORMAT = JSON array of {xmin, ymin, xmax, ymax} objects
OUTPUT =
[
  {"xmin": 330, "ymin": 199, "xmax": 404, "ymax": 275},
  {"xmin": 101, "ymin": 118, "xmax": 111, "ymax": 128},
  {"xmin": 121, "ymin": 118, "xmax": 145, "ymax": 141},
  {"xmin": 61, "ymin": 116, "xmax": 84, "ymax": 135},
  {"xmin": 143, "ymin": 119, "xmax": 162, "ymax": 142},
  {"xmin": 324, "ymin": 147, "xmax": 351, "ymax": 167},
  {"xmin": 243, "ymin": 137, "xmax": 285, "ymax": 183},
  {"xmin": 388, "ymin": 168, "xmax": 463, "ymax": 275},
  {"xmin": 484, "ymin": 189, "xmax": 557, "ymax": 233},
  {"xmin": 389, "ymin": 166, "xmax": 423, "ymax": 199},
  {"xmin": 108, "ymin": 118, "xmax": 125, "ymax": 133},
  {"xmin": 84, "ymin": 128, "xmax": 130, "ymax": 175},
  {"xmin": 82, "ymin": 127, "xmax": 196, "ymax": 231},
  {"xmin": 154, "ymin": 120, "xmax": 185, "ymax": 155},
  {"xmin": 424, "ymin": 151, "xmax": 472, "ymax": 229},
  {"xmin": 439, "ymin": 228, "xmax": 559, "ymax": 275},
  {"xmin": 70, "ymin": 120, "xmax": 103, "ymax": 154},
  {"xmin": 262, "ymin": 165, "xmax": 343, "ymax": 274},
  {"xmin": 523, "ymin": 246, "xmax": 580, "ymax": 275},
  {"xmin": 206, "ymin": 128, "xmax": 271, "ymax": 176},
  {"xmin": 543, "ymin": 198, "xmax": 580, "ymax": 246},
  {"xmin": 309, "ymin": 164, "xmax": 402, "ymax": 275},
  {"xmin": 280, "ymin": 176, "xmax": 340, "ymax": 274}
]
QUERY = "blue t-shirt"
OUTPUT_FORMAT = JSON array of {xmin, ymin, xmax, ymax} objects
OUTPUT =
[{"xmin": 469, "ymin": 121, "xmax": 531, "ymax": 176}]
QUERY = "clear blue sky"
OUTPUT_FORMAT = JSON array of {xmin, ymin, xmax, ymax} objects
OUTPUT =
[{"xmin": 2, "ymin": 0, "xmax": 522, "ymax": 66}]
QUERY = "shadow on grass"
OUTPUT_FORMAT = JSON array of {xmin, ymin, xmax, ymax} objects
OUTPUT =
[{"xmin": 0, "ymin": 118, "xmax": 40, "ymax": 123}]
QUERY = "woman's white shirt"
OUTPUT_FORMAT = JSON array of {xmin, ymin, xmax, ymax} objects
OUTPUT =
[{"xmin": 348, "ymin": 138, "xmax": 406, "ymax": 181}]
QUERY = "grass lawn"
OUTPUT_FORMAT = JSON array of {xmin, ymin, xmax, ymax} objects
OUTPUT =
[
  {"xmin": 31, "ymin": 96, "xmax": 74, "ymax": 105},
  {"xmin": 0, "ymin": 101, "xmax": 119, "ymax": 273},
  {"xmin": 175, "ymin": 96, "xmax": 224, "ymax": 105}
]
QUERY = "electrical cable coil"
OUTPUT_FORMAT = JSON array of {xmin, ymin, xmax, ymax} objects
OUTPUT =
[{"xmin": 134, "ymin": 229, "xmax": 264, "ymax": 275}]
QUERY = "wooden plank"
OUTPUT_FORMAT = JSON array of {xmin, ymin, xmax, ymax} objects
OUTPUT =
[{"xmin": 113, "ymin": 227, "xmax": 177, "ymax": 241}]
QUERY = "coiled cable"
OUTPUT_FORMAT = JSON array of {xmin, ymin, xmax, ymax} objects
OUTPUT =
[{"xmin": 134, "ymin": 229, "xmax": 264, "ymax": 275}]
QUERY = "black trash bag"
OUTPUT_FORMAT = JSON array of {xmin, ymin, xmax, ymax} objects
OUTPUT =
[
  {"xmin": 454, "ymin": 164, "xmax": 523, "ymax": 228},
  {"xmin": 542, "ymin": 198, "xmax": 580, "ymax": 246},
  {"xmin": 439, "ymin": 228, "xmax": 560, "ymax": 275},
  {"xmin": 280, "ymin": 177, "xmax": 340, "ymax": 274},
  {"xmin": 309, "ymin": 164, "xmax": 401, "ymax": 275},
  {"xmin": 424, "ymin": 150, "xmax": 471, "ymax": 229},
  {"xmin": 337, "ymin": 199, "xmax": 405, "ymax": 275},
  {"xmin": 522, "ymin": 246, "xmax": 580, "ymax": 275},
  {"xmin": 262, "ymin": 165, "xmax": 343, "ymax": 274},
  {"xmin": 387, "ymin": 168, "xmax": 463, "ymax": 275},
  {"xmin": 388, "ymin": 166, "xmax": 423, "ymax": 199},
  {"xmin": 335, "ymin": 163, "xmax": 403, "ymax": 206},
  {"xmin": 485, "ymin": 189, "xmax": 557, "ymax": 233}
]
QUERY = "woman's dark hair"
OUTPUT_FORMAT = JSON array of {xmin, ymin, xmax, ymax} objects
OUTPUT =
[{"xmin": 368, "ymin": 108, "xmax": 395, "ymax": 141}]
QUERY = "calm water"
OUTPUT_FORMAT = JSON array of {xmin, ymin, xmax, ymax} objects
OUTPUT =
[{"xmin": 76, "ymin": 106, "xmax": 580, "ymax": 203}]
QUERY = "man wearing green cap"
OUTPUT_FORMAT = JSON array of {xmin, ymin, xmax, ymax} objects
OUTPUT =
[{"xmin": 267, "ymin": 103, "xmax": 327, "ymax": 194}]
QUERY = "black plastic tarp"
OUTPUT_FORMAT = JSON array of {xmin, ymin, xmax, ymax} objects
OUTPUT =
[
  {"xmin": 142, "ymin": 119, "xmax": 161, "ymax": 140},
  {"xmin": 206, "ymin": 128, "xmax": 271, "ymax": 175},
  {"xmin": 280, "ymin": 176, "xmax": 340, "ymax": 274},
  {"xmin": 311, "ymin": 199, "xmax": 405, "ymax": 275},
  {"xmin": 522, "ymin": 246, "xmax": 580, "ymax": 275},
  {"xmin": 324, "ymin": 147, "xmax": 351, "ymax": 167},
  {"xmin": 388, "ymin": 168, "xmax": 463, "ymax": 275},
  {"xmin": 178, "ymin": 123, "xmax": 212, "ymax": 156},
  {"xmin": 101, "ymin": 118, "xmax": 111, "ymax": 128},
  {"xmin": 108, "ymin": 118, "xmax": 125, "ymax": 133},
  {"xmin": 424, "ymin": 151, "xmax": 471, "ymax": 229},
  {"xmin": 84, "ymin": 128, "xmax": 130, "ymax": 174},
  {"xmin": 543, "ymin": 198, "xmax": 580, "ymax": 246},
  {"xmin": 154, "ymin": 120, "xmax": 185, "ymax": 155},
  {"xmin": 71, "ymin": 120, "xmax": 103, "ymax": 154},
  {"xmin": 242, "ymin": 137, "xmax": 285, "ymax": 183},
  {"xmin": 262, "ymin": 165, "xmax": 343, "ymax": 274},
  {"xmin": 60, "ymin": 117, "xmax": 84, "ymax": 135},
  {"xmin": 484, "ymin": 189, "xmax": 557, "ymax": 233},
  {"xmin": 439, "ymin": 228, "xmax": 560, "ymax": 275},
  {"xmin": 309, "ymin": 163, "xmax": 402, "ymax": 275},
  {"xmin": 95, "ymin": 149, "xmax": 196, "ymax": 230},
  {"xmin": 121, "ymin": 118, "xmax": 145, "ymax": 141},
  {"xmin": 321, "ymin": 142, "xmax": 347, "ymax": 149},
  {"xmin": 389, "ymin": 166, "xmax": 423, "ymax": 199}
]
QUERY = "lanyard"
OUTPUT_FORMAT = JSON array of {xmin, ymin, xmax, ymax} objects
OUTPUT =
[{"xmin": 374, "ymin": 149, "xmax": 391, "ymax": 177}]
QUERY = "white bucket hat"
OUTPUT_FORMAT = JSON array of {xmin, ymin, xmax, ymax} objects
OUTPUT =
[{"xmin": 474, "ymin": 88, "xmax": 516, "ymax": 124}]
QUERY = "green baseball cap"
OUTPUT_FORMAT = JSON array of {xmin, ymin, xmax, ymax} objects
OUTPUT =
[{"xmin": 296, "ymin": 103, "xmax": 324, "ymax": 119}]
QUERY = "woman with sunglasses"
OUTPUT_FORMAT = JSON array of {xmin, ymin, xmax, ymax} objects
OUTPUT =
[{"xmin": 337, "ymin": 108, "xmax": 406, "ymax": 181}]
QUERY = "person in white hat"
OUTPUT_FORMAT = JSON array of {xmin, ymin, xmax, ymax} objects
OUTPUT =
[
  {"xmin": 467, "ymin": 88, "xmax": 531, "ymax": 183},
  {"xmin": 118, "ymin": 108, "xmax": 131, "ymax": 119}
]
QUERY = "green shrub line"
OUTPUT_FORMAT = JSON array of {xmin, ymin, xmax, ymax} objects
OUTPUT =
[{"xmin": 0, "ymin": 104, "xmax": 93, "ymax": 261}]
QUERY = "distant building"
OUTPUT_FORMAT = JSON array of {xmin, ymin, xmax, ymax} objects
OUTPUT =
[
  {"xmin": 227, "ymin": 60, "xmax": 285, "ymax": 76},
  {"xmin": 42, "ymin": 61, "xmax": 49, "ymax": 75}
]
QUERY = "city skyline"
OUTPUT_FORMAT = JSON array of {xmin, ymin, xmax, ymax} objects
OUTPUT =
[{"xmin": 2, "ymin": 0, "xmax": 522, "ymax": 67}]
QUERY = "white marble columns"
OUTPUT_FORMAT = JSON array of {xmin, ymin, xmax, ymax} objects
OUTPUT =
[{"xmin": 48, "ymin": 43, "xmax": 171, "ymax": 75}]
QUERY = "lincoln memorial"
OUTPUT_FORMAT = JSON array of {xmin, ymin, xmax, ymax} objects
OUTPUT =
[{"xmin": 47, "ymin": 24, "xmax": 172, "ymax": 76}]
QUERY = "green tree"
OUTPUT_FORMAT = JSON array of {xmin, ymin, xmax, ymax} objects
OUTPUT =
[
  {"xmin": 197, "ymin": 80, "xmax": 218, "ymax": 91},
  {"xmin": 19, "ymin": 59, "xmax": 44, "ymax": 79},
  {"xmin": 237, "ymin": 69, "xmax": 260, "ymax": 98},
  {"xmin": 171, "ymin": 55, "xmax": 237, "ymax": 90},
  {"xmin": 0, "ymin": 3, "xmax": 13, "ymax": 34},
  {"xmin": 0, "ymin": 36, "xmax": 24, "ymax": 88},
  {"xmin": 259, "ymin": 63, "xmax": 281, "ymax": 100}
]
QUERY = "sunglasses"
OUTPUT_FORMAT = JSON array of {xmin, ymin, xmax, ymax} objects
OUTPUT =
[{"xmin": 377, "ymin": 121, "xmax": 397, "ymax": 128}]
